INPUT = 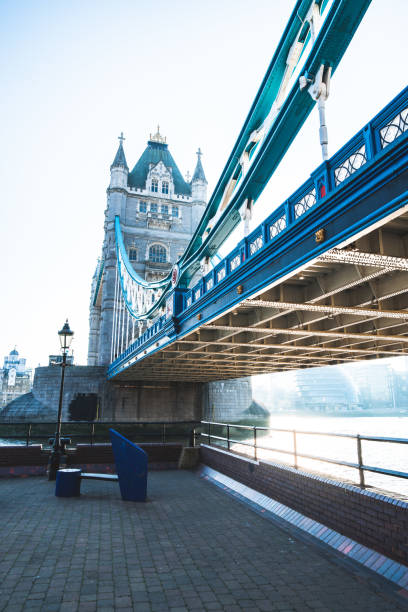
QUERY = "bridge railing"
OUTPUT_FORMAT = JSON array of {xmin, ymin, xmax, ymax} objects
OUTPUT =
[
  {"xmin": 181, "ymin": 87, "xmax": 408, "ymax": 315},
  {"xmin": 109, "ymin": 85, "xmax": 408, "ymax": 375},
  {"xmin": 200, "ymin": 420, "xmax": 408, "ymax": 490},
  {"xmin": 0, "ymin": 421, "xmax": 199, "ymax": 448}
]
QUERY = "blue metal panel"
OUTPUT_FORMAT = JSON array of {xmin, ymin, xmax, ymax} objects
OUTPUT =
[
  {"xmin": 179, "ymin": 0, "xmax": 373, "ymax": 276},
  {"xmin": 115, "ymin": 216, "xmax": 166, "ymax": 290},
  {"xmin": 111, "ymin": 0, "xmax": 373, "ymax": 323},
  {"xmin": 109, "ymin": 429, "xmax": 148, "ymax": 502}
]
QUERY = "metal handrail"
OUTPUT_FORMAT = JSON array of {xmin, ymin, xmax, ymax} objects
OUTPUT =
[
  {"xmin": 200, "ymin": 420, "xmax": 408, "ymax": 488},
  {"xmin": 0, "ymin": 421, "xmax": 199, "ymax": 448}
]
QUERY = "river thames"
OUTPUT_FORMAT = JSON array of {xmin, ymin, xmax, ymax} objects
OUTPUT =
[{"xmin": 230, "ymin": 415, "xmax": 408, "ymax": 497}]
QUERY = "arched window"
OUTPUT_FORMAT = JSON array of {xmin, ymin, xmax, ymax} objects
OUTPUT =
[
  {"xmin": 129, "ymin": 248, "xmax": 137, "ymax": 261},
  {"xmin": 162, "ymin": 181, "xmax": 169, "ymax": 194},
  {"xmin": 151, "ymin": 178, "xmax": 158, "ymax": 193},
  {"xmin": 149, "ymin": 244, "xmax": 167, "ymax": 263}
]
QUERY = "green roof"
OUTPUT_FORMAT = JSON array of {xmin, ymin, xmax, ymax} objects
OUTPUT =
[{"xmin": 128, "ymin": 140, "xmax": 191, "ymax": 196}]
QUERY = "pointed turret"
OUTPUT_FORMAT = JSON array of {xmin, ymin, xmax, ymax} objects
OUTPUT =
[
  {"xmin": 111, "ymin": 142, "xmax": 128, "ymax": 169},
  {"xmin": 191, "ymin": 148, "xmax": 207, "ymax": 203},
  {"xmin": 110, "ymin": 132, "xmax": 129, "ymax": 188},
  {"xmin": 192, "ymin": 148, "xmax": 207, "ymax": 183}
]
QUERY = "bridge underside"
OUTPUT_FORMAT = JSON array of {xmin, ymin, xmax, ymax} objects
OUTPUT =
[{"xmin": 115, "ymin": 210, "xmax": 408, "ymax": 382}]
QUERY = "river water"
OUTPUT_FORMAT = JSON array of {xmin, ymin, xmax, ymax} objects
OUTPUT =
[
  {"xmin": 230, "ymin": 415, "xmax": 408, "ymax": 498},
  {"xmin": 0, "ymin": 438, "xmax": 26, "ymax": 446}
]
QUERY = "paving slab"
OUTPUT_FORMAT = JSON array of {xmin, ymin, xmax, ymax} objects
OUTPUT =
[{"xmin": 0, "ymin": 472, "xmax": 406, "ymax": 611}]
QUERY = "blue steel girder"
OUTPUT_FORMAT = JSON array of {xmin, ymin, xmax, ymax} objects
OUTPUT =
[
  {"xmin": 115, "ymin": 216, "xmax": 168, "ymax": 321},
  {"xmin": 108, "ymin": 86, "xmax": 408, "ymax": 381},
  {"xmin": 113, "ymin": 0, "xmax": 373, "ymax": 321},
  {"xmin": 179, "ymin": 0, "xmax": 372, "ymax": 282}
]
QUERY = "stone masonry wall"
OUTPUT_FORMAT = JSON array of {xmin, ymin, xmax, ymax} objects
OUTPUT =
[
  {"xmin": 32, "ymin": 366, "xmax": 106, "ymax": 420},
  {"xmin": 102, "ymin": 380, "xmax": 202, "ymax": 422},
  {"xmin": 203, "ymin": 377, "xmax": 253, "ymax": 421},
  {"xmin": 200, "ymin": 445, "xmax": 408, "ymax": 565},
  {"xmin": 1, "ymin": 366, "xmax": 202, "ymax": 423},
  {"xmin": 1, "ymin": 367, "xmax": 254, "ymax": 424}
]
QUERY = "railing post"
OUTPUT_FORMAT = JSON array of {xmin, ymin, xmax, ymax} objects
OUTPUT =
[
  {"xmin": 357, "ymin": 434, "xmax": 365, "ymax": 488},
  {"xmin": 261, "ymin": 221, "xmax": 269, "ymax": 246},
  {"xmin": 162, "ymin": 423, "xmax": 166, "ymax": 444},
  {"xmin": 253, "ymin": 426, "xmax": 257, "ymax": 461},
  {"xmin": 26, "ymin": 423, "xmax": 32, "ymax": 447},
  {"xmin": 363, "ymin": 123, "xmax": 377, "ymax": 160},
  {"xmin": 227, "ymin": 424, "xmax": 230, "ymax": 451},
  {"xmin": 285, "ymin": 199, "xmax": 294, "ymax": 227},
  {"xmin": 90, "ymin": 422, "xmax": 95, "ymax": 446},
  {"xmin": 293, "ymin": 430, "xmax": 298, "ymax": 469},
  {"xmin": 208, "ymin": 422, "xmax": 211, "ymax": 446}
]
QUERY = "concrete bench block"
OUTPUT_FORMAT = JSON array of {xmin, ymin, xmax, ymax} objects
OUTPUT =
[{"xmin": 55, "ymin": 469, "xmax": 81, "ymax": 497}]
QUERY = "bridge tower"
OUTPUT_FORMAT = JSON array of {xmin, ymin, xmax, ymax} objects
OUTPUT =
[{"xmin": 88, "ymin": 129, "xmax": 207, "ymax": 366}]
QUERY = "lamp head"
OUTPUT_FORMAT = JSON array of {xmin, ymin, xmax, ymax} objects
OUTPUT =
[{"xmin": 58, "ymin": 319, "xmax": 74, "ymax": 351}]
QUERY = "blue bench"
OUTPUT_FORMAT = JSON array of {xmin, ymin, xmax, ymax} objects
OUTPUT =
[{"xmin": 55, "ymin": 429, "xmax": 148, "ymax": 502}]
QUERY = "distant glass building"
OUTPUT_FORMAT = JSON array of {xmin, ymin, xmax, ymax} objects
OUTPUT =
[
  {"xmin": 0, "ymin": 348, "xmax": 32, "ymax": 407},
  {"xmin": 254, "ymin": 358, "xmax": 408, "ymax": 415},
  {"xmin": 293, "ymin": 367, "xmax": 357, "ymax": 413},
  {"xmin": 346, "ymin": 360, "xmax": 408, "ymax": 412}
]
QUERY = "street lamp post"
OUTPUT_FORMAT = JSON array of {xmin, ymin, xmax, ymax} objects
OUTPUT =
[{"xmin": 48, "ymin": 319, "xmax": 74, "ymax": 481}]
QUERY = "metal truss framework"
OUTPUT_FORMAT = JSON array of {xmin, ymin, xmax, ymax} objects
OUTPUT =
[{"xmin": 113, "ymin": 214, "xmax": 408, "ymax": 382}]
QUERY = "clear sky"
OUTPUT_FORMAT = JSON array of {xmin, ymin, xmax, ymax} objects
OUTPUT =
[{"xmin": 1, "ymin": 0, "xmax": 407, "ymax": 370}]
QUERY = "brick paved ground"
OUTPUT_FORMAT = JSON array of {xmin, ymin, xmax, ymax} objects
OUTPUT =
[{"xmin": 0, "ymin": 472, "xmax": 406, "ymax": 611}]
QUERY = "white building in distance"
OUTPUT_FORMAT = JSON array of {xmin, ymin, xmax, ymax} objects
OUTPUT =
[{"xmin": 0, "ymin": 348, "xmax": 32, "ymax": 407}]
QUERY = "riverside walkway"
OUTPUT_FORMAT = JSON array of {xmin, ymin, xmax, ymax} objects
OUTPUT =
[{"xmin": 0, "ymin": 472, "xmax": 406, "ymax": 612}]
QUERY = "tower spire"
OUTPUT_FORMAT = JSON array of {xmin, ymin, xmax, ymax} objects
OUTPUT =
[
  {"xmin": 110, "ymin": 132, "xmax": 129, "ymax": 189},
  {"xmin": 191, "ymin": 147, "xmax": 208, "ymax": 203},
  {"xmin": 192, "ymin": 147, "xmax": 207, "ymax": 184},
  {"xmin": 111, "ymin": 132, "xmax": 128, "ymax": 170}
]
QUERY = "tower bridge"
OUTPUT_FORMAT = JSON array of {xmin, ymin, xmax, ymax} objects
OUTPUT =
[
  {"xmin": 3, "ymin": 1, "xmax": 408, "ymax": 425},
  {"xmin": 3, "ymin": 4, "xmax": 408, "ymax": 603},
  {"xmin": 81, "ymin": 0, "xmax": 408, "ymax": 419},
  {"xmin": 108, "ymin": 85, "xmax": 408, "ymax": 382}
]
